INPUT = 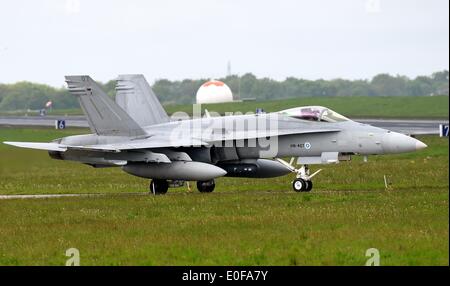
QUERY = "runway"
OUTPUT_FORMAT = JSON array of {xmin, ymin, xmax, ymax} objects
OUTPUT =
[
  {"xmin": 355, "ymin": 118, "xmax": 448, "ymax": 135},
  {"xmin": 0, "ymin": 115, "xmax": 88, "ymax": 128},
  {"xmin": 0, "ymin": 115, "xmax": 448, "ymax": 135}
]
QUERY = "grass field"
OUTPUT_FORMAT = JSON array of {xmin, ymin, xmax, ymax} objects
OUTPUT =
[
  {"xmin": 0, "ymin": 127, "xmax": 448, "ymax": 265},
  {"xmin": 164, "ymin": 95, "xmax": 450, "ymax": 119},
  {"xmin": 2, "ymin": 96, "xmax": 448, "ymax": 119}
]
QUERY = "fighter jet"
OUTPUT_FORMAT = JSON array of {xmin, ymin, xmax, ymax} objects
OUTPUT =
[{"xmin": 3, "ymin": 75, "xmax": 427, "ymax": 194}]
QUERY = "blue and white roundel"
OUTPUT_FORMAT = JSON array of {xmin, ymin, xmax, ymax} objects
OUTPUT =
[{"xmin": 304, "ymin": 142, "xmax": 311, "ymax": 150}]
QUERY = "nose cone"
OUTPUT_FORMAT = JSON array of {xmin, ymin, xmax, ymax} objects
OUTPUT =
[
  {"xmin": 382, "ymin": 132, "xmax": 427, "ymax": 154},
  {"xmin": 212, "ymin": 166, "xmax": 228, "ymax": 178},
  {"xmin": 415, "ymin": 140, "xmax": 428, "ymax": 150}
]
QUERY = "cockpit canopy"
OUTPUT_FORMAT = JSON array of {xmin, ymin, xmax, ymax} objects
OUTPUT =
[{"xmin": 279, "ymin": 106, "xmax": 350, "ymax": 123}]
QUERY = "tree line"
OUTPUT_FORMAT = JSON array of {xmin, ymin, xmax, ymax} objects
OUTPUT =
[{"xmin": 0, "ymin": 70, "xmax": 448, "ymax": 111}]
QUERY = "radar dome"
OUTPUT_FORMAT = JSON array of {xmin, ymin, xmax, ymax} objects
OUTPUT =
[{"xmin": 196, "ymin": 80, "xmax": 233, "ymax": 104}]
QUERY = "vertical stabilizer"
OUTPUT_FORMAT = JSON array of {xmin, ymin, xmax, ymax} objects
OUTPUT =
[
  {"xmin": 65, "ymin": 75, "xmax": 146, "ymax": 136},
  {"xmin": 116, "ymin": 74, "xmax": 170, "ymax": 127}
]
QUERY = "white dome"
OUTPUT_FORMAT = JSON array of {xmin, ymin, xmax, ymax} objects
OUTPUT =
[{"xmin": 196, "ymin": 80, "xmax": 233, "ymax": 104}]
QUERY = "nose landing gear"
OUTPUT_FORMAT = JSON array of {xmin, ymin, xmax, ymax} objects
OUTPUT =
[
  {"xmin": 276, "ymin": 158, "xmax": 322, "ymax": 192},
  {"xmin": 292, "ymin": 165, "xmax": 319, "ymax": 192}
]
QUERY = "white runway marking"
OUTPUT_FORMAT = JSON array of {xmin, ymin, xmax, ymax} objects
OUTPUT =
[
  {"xmin": 0, "ymin": 190, "xmax": 385, "ymax": 200},
  {"xmin": 0, "ymin": 194, "xmax": 99, "ymax": 200},
  {"xmin": 0, "ymin": 193, "xmax": 145, "ymax": 200}
]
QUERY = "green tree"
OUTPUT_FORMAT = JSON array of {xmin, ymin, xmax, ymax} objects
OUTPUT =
[{"xmin": 371, "ymin": 74, "xmax": 408, "ymax": 96}]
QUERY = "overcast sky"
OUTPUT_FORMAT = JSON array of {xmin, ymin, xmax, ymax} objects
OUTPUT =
[{"xmin": 0, "ymin": 0, "xmax": 448, "ymax": 87}]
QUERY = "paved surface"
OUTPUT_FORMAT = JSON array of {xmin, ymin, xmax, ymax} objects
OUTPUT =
[
  {"xmin": 355, "ymin": 118, "xmax": 448, "ymax": 135},
  {"xmin": 0, "ymin": 115, "xmax": 448, "ymax": 135},
  {"xmin": 0, "ymin": 192, "xmax": 145, "ymax": 200},
  {"xmin": 0, "ymin": 115, "xmax": 88, "ymax": 128}
]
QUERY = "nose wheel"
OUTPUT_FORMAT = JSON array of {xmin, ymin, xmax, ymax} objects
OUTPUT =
[{"xmin": 292, "ymin": 178, "xmax": 313, "ymax": 192}]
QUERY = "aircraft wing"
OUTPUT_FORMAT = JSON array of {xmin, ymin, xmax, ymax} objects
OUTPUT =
[
  {"xmin": 4, "ymin": 127, "xmax": 335, "ymax": 153},
  {"xmin": 3, "ymin": 142, "xmax": 67, "ymax": 152},
  {"xmin": 91, "ymin": 137, "xmax": 207, "ymax": 151},
  {"xmin": 3, "ymin": 141, "xmax": 121, "ymax": 152},
  {"xmin": 3, "ymin": 136, "xmax": 208, "ymax": 153}
]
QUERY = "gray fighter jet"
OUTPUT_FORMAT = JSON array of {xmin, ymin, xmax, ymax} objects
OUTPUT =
[{"xmin": 3, "ymin": 75, "xmax": 427, "ymax": 194}]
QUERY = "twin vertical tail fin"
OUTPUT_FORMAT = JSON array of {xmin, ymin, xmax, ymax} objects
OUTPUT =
[
  {"xmin": 115, "ymin": 74, "xmax": 169, "ymax": 127},
  {"xmin": 65, "ymin": 75, "xmax": 146, "ymax": 137}
]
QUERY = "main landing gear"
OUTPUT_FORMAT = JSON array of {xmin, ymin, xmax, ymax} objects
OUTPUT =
[
  {"xmin": 196, "ymin": 179, "xmax": 216, "ymax": 193},
  {"xmin": 149, "ymin": 179, "xmax": 169, "ymax": 195},
  {"xmin": 149, "ymin": 179, "xmax": 216, "ymax": 195}
]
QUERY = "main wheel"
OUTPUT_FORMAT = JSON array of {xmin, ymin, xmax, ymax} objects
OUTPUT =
[
  {"xmin": 149, "ymin": 179, "xmax": 169, "ymax": 195},
  {"xmin": 197, "ymin": 180, "xmax": 216, "ymax": 193},
  {"xmin": 292, "ymin": 178, "xmax": 306, "ymax": 192},
  {"xmin": 305, "ymin": 180, "xmax": 313, "ymax": 192}
]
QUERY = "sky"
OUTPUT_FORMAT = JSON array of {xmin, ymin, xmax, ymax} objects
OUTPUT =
[{"xmin": 0, "ymin": 0, "xmax": 448, "ymax": 87}]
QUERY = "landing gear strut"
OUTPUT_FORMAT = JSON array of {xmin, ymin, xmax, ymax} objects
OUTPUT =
[
  {"xmin": 149, "ymin": 179, "xmax": 169, "ymax": 195},
  {"xmin": 275, "ymin": 159, "xmax": 322, "ymax": 193},
  {"xmin": 197, "ymin": 179, "xmax": 216, "ymax": 193}
]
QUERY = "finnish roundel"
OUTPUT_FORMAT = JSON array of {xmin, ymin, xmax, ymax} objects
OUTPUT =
[
  {"xmin": 196, "ymin": 80, "xmax": 233, "ymax": 104},
  {"xmin": 304, "ymin": 142, "xmax": 311, "ymax": 150}
]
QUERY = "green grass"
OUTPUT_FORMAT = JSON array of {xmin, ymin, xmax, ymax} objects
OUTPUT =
[
  {"xmin": 1, "ymin": 96, "xmax": 448, "ymax": 119},
  {"xmin": 0, "ymin": 127, "xmax": 448, "ymax": 265},
  {"xmin": 165, "ymin": 96, "xmax": 449, "ymax": 119}
]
